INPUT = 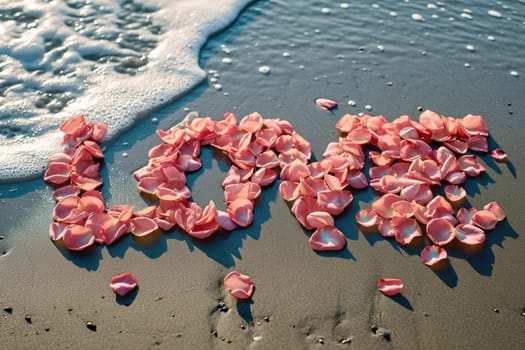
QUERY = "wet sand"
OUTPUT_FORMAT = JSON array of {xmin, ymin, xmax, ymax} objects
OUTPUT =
[{"xmin": 1, "ymin": 1, "xmax": 525, "ymax": 349}]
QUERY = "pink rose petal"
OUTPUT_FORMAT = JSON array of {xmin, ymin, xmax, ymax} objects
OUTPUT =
[
  {"xmin": 224, "ymin": 271, "xmax": 254, "ymax": 299},
  {"xmin": 457, "ymin": 207, "xmax": 477, "ymax": 224},
  {"xmin": 490, "ymin": 148, "xmax": 507, "ymax": 162},
  {"xmin": 309, "ymin": 226, "xmax": 346, "ymax": 251},
  {"xmin": 426, "ymin": 218, "xmax": 456, "ymax": 246},
  {"xmin": 227, "ymin": 198, "xmax": 254, "ymax": 227},
  {"xmin": 317, "ymin": 189, "xmax": 353, "ymax": 216},
  {"xmin": 110, "ymin": 272, "xmax": 138, "ymax": 296},
  {"xmin": 49, "ymin": 222, "xmax": 67, "ymax": 241},
  {"xmin": 420, "ymin": 245, "xmax": 448, "ymax": 266},
  {"xmin": 471, "ymin": 209, "xmax": 498, "ymax": 230},
  {"xmin": 44, "ymin": 161, "xmax": 71, "ymax": 184},
  {"xmin": 461, "ymin": 114, "xmax": 489, "ymax": 137},
  {"xmin": 391, "ymin": 217, "xmax": 422, "ymax": 246},
  {"xmin": 52, "ymin": 185, "xmax": 80, "ymax": 201},
  {"xmin": 215, "ymin": 210, "xmax": 238, "ymax": 231},
  {"xmin": 377, "ymin": 278, "xmax": 404, "ymax": 296},
  {"xmin": 291, "ymin": 196, "xmax": 322, "ymax": 230},
  {"xmin": 130, "ymin": 217, "xmax": 159, "ymax": 237},
  {"xmin": 62, "ymin": 224, "xmax": 95, "ymax": 250},
  {"xmin": 483, "ymin": 201, "xmax": 506, "ymax": 222},
  {"xmin": 315, "ymin": 98, "xmax": 338, "ymax": 110},
  {"xmin": 444, "ymin": 185, "xmax": 466, "ymax": 203},
  {"xmin": 356, "ymin": 209, "xmax": 378, "ymax": 228},
  {"xmin": 306, "ymin": 211, "xmax": 334, "ymax": 229},
  {"xmin": 371, "ymin": 193, "xmax": 403, "ymax": 219},
  {"xmin": 455, "ymin": 224, "xmax": 486, "ymax": 245}
]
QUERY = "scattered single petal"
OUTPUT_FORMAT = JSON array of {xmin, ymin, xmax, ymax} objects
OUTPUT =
[
  {"xmin": 490, "ymin": 148, "xmax": 507, "ymax": 162},
  {"xmin": 377, "ymin": 278, "xmax": 403, "ymax": 296},
  {"xmin": 224, "ymin": 271, "xmax": 254, "ymax": 299},
  {"xmin": 315, "ymin": 98, "xmax": 338, "ymax": 110},
  {"xmin": 309, "ymin": 226, "xmax": 346, "ymax": 251},
  {"xmin": 420, "ymin": 245, "xmax": 448, "ymax": 266},
  {"xmin": 110, "ymin": 272, "xmax": 138, "ymax": 296}
]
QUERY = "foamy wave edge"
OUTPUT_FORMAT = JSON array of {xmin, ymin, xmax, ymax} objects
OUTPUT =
[{"xmin": 0, "ymin": 0, "xmax": 254, "ymax": 182}]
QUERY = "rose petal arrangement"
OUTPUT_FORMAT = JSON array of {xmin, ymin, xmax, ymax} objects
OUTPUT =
[{"xmin": 44, "ymin": 108, "xmax": 508, "ymax": 298}]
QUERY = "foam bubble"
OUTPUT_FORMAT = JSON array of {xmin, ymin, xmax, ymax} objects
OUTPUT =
[
  {"xmin": 488, "ymin": 10, "xmax": 502, "ymax": 18},
  {"xmin": 258, "ymin": 66, "xmax": 271, "ymax": 74},
  {"xmin": 0, "ymin": 0, "xmax": 252, "ymax": 182},
  {"xmin": 412, "ymin": 13, "xmax": 424, "ymax": 21}
]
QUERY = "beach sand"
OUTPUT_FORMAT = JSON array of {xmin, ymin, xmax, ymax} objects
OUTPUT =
[{"xmin": 1, "ymin": 1, "xmax": 525, "ymax": 349}]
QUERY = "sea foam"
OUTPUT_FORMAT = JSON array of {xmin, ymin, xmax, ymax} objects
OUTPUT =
[{"xmin": 0, "ymin": 0, "xmax": 253, "ymax": 182}]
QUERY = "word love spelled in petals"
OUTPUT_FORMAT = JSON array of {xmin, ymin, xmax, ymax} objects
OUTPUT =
[{"xmin": 45, "ymin": 109, "xmax": 508, "ymax": 273}]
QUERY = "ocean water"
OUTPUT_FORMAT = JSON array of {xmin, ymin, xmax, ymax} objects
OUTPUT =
[
  {"xmin": 0, "ymin": 0, "xmax": 524, "ymax": 182},
  {"xmin": 0, "ymin": 0, "xmax": 252, "ymax": 181}
]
